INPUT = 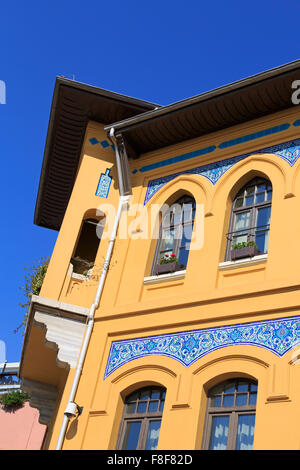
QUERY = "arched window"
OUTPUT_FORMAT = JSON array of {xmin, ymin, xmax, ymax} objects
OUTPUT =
[
  {"xmin": 71, "ymin": 218, "xmax": 105, "ymax": 275},
  {"xmin": 226, "ymin": 177, "xmax": 272, "ymax": 261},
  {"xmin": 152, "ymin": 195, "xmax": 196, "ymax": 275},
  {"xmin": 202, "ymin": 378, "xmax": 258, "ymax": 450},
  {"xmin": 117, "ymin": 386, "xmax": 166, "ymax": 450}
]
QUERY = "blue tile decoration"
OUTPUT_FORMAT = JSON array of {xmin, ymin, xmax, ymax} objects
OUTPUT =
[
  {"xmin": 104, "ymin": 315, "xmax": 300, "ymax": 378},
  {"xmin": 132, "ymin": 122, "xmax": 291, "ymax": 175},
  {"xmin": 96, "ymin": 169, "xmax": 112, "ymax": 198},
  {"xmin": 143, "ymin": 137, "xmax": 300, "ymax": 205},
  {"xmin": 138, "ymin": 146, "xmax": 217, "ymax": 174},
  {"xmin": 218, "ymin": 123, "xmax": 290, "ymax": 149},
  {"xmin": 89, "ymin": 137, "xmax": 115, "ymax": 151}
]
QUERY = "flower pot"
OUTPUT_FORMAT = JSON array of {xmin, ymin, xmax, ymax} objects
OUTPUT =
[
  {"xmin": 71, "ymin": 257, "xmax": 94, "ymax": 275},
  {"xmin": 155, "ymin": 261, "xmax": 177, "ymax": 275},
  {"xmin": 231, "ymin": 245, "xmax": 260, "ymax": 261}
]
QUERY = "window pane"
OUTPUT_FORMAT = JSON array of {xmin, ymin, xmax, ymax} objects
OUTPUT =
[
  {"xmin": 182, "ymin": 203, "xmax": 193, "ymax": 223},
  {"xmin": 122, "ymin": 421, "xmax": 142, "ymax": 450},
  {"xmin": 145, "ymin": 420, "xmax": 161, "ymax": 450},
  {"xmin": 148, "ymin": 401, "xmax": 159, "ymax": 412},
  {"xmin": 235, "ymin": 197, "xmax": 244, "ymax": 209},
  {"xmin": 256, "ymin": 206, "xmax": 271, "ymax": 228},
  {"xmin": 211, "ymin": 384, "xmax": 224, "ymax": 394},
  {"xmin": 255, "ymin": 192, "xmax": 265, "ymax": 203},
  {"xmin": 211, "ymin": 395, "xmax": 222, "ymax": 407},
  {"xmin": 245, "ymin": 186, "xmax": 255, "ymax": 206},
  {"xmin": 250, "ymin": 383, "xmax": 258, "ymax": 392},
  {"xmin": 127, "ymin": 391, "xmax": 139, "ymax": 401},
  {"xmin": 159, "ymin": 400, "xmax": 165, "ymax": 412},
  {"xmin": 234, "ymin": 211, "xmax": 250, "ymax": 232},
  {"xmin": 160, "ymin": 229, "xmax": 175, "ymax": 252},
  {"xmin": 137, "ymin": 401, "xmax": 147, "ymax": 413},
  {"xmin": 151, "ymin": 389, "xmax": 161, "ymax": 399},
  {"xmin": 224, "ymin": 382, "xmax": 235, "ymax": 393},
  {"xmin": 255, "ymin": 230, "xmax": 269, "ymax": 254},
  {"xmin": 223, "ymin": 394, "xmax": 234, "ymax": 407},
  {"xmin": 209, "ymin": 416, "xmax": 229, "ymax": 450},
  {"xmin": 235, "ymin": 414, "xmax": 256, "ymax": 450},
  {"xmin": 267, "ymin": 190, "xmax": 272, "ymax": 201},
  {"xmin": 140, "ymin": 390, "xmax": 150, "ymax": 400},
  {"xmin": 178, "ymin": 247, "xmax": 189, "ymax": 268},
  {"xmin": 236, "ymin": 394, "xmax": 248, "ymax": 406},
  {"xmin": 237, "ymin": 381, "xmax": 249, "ymax": 393},
  {"xmin": 249, "ymin": 393, "xmax": 257, "ymax": 406},
  {"xmin": 182, "ymin": 224, "xmax": 193, "ymax": 246},
  {"xmin": 126, "ymin": 402, "xmax": 136, "ymax": 414}
]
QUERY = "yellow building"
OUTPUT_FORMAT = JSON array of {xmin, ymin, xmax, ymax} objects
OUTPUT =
[{"xmin": 20, "ymin": 61, "xmax": 300, "ymax": 450}]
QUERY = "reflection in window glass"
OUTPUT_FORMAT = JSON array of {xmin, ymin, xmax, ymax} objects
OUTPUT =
[
  {"xmin": 236, "ymin": 414, "xmax": 256, "ymax": 450},
  {"xmin": 122, "ymin": 421, "xmax": 142, "ymax": 450},
  {"xmin": 226, "ymin": 177, "xmax": 272, "ymax": 261},
  {"xmin": 209, "ymin": 416, "xmax": 229, "ymax": 450},
  {"xmin": 145, "ymin": 421, "xmax": 161, "ymax": 450},
  {"xmin": 205, "ymin": 379, "xmax": 257, "ymax": 450},
  {"xmin": 119, "ymin": 387, "xmax": 166, "ymax": 450}
]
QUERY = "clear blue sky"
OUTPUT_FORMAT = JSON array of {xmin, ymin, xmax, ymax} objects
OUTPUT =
[{"xmin": 1, "ymin": 0, "xmax": 300, "ymax": 362}]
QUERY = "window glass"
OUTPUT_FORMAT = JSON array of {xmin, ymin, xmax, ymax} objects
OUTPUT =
[
  {"xmin": 118, "ymin": 387, "xmax": 166, "ymax": 450},
  {"xmin": 122, "ymin": 421, "xmax": 142, "ymax": 450},
  {"xmin": 209, "ymin": 416, "xmax": 230, "ymax": 450},
  {"xmin": 226, "ymin": 178, "xmax": 272, "ymax": 261},
  {"xmin": 204, "ymin": 379, "xmax": 257, "ymax": 450},
  {"xmin": 145, "ymin": 421, "xmax": 161, "ymax": 450},
  {"xmin": 235, "ymin": 414, "xmax": 256, "ymax": 450},
  {"xmin": 153, "ymin": 195, "xmax": 196, "ymax": 275}
]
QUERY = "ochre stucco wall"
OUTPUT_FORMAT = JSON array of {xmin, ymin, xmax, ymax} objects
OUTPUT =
[{"xmin": 26, "ymin": 106, "xmax": 300, "ymax": 449}]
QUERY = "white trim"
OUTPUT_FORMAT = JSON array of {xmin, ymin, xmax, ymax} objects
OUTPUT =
[
  {"xmin": 219, "ymin": 254, "xmax": 268, "ymax": 270},
  {"xmin": 0, "ymin": 362, "xmax": 19, "ymax": 371},
  {"xmin": 144, "ymin": 270, "xmax": 186, "ymax": 285}
]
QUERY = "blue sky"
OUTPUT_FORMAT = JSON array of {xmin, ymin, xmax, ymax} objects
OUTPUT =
[{"xmin": 1, "ymin": 0, "xmax": 300, "ymax": 362}]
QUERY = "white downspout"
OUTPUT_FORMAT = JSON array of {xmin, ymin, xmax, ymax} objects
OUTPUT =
[{"xmin": 55, "ymin": 128, "xmax": 130, "ymax": 450}]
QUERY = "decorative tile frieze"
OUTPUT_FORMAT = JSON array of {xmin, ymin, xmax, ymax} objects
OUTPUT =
[
  {"xmin": 104, "ymin": 316, "xmax": 300, "ymax": 378},
  {"xmin": 143, "ymin": 137, "xmax": 300, "ymax": 205},
  {"xmin": 96, "ymin": 168, "xmax": 112, "ymax": 198}
]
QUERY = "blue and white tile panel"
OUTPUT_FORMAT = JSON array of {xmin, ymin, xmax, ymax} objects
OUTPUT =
[
  {"xmin": 144, "ymin": 137, "xmax": 300, "ymax": 205},
  {"xmin": 104, "ymin": 315, "xmax": 300, "ymax": 378}
]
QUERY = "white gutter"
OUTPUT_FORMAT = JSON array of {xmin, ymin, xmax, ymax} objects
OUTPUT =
[{"xmin": 55, "ymin": 128, "xmax": 131, "ymax": 450}]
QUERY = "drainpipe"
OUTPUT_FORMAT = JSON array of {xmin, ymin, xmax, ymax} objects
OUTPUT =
[{"xmin": 55, "ymin": 128, "xmax": 131, "ymax": 450}]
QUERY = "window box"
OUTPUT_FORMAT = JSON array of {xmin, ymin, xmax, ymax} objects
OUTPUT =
[
  {"xmin": 155, "ymin": 262, "xmax": 186, "ymax": 275},
  {"xmin": 231, "ymin": 245, "xmax": 261, "ymax": 261},
  {"xmin": 155, "ymin": 261, "xmax": 177, "ymax": 275}
]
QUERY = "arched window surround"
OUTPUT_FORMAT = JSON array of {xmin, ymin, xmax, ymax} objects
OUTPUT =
[
  {"xmin": 116, "ymin": 386, "xmax": 166, "ymax": 450},
  {"xmin": 151, "ymin": 194, "xmax": 196, "ymax": 275},
  {"xmin": 225, "ymin": 176, "xmax": 272, "ymax": 261},
  {"xmin": 202, "ymin": 378, "xmax": 258, "ymax": 450}
]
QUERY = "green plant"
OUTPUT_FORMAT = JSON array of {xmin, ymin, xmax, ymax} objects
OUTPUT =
[
  {"xmin": 0, "ymin": 390, "xmax": 29, "ymax": 408},
  {"xmin": 159, "ymin": 253, "xmax": 179, "ymax": 264},
  {"xmin": 231, "ymin": 241, "xmax": 258, "ymax": 250},
  {"xmin": 14, "ymin": 257, "xmax": 50, "ymax": 335}
]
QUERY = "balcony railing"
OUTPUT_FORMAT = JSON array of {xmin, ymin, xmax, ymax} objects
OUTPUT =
[{"xmin": 226, "ymin": 224, "xmax": 270, "ymax": 261}]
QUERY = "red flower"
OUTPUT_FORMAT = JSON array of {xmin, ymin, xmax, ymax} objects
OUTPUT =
[
  {"xmin": 171, "ymin": 254, "xmax": 176, "ymax": 257},
  {"xmin": 164, "ymin": 254, "xmax": 169, "ymax": 257}
]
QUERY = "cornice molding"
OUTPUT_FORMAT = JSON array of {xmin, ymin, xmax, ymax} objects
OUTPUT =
[{"xmin": 30, "ymin": 296, "xmax": 88, "ymax": 369}]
